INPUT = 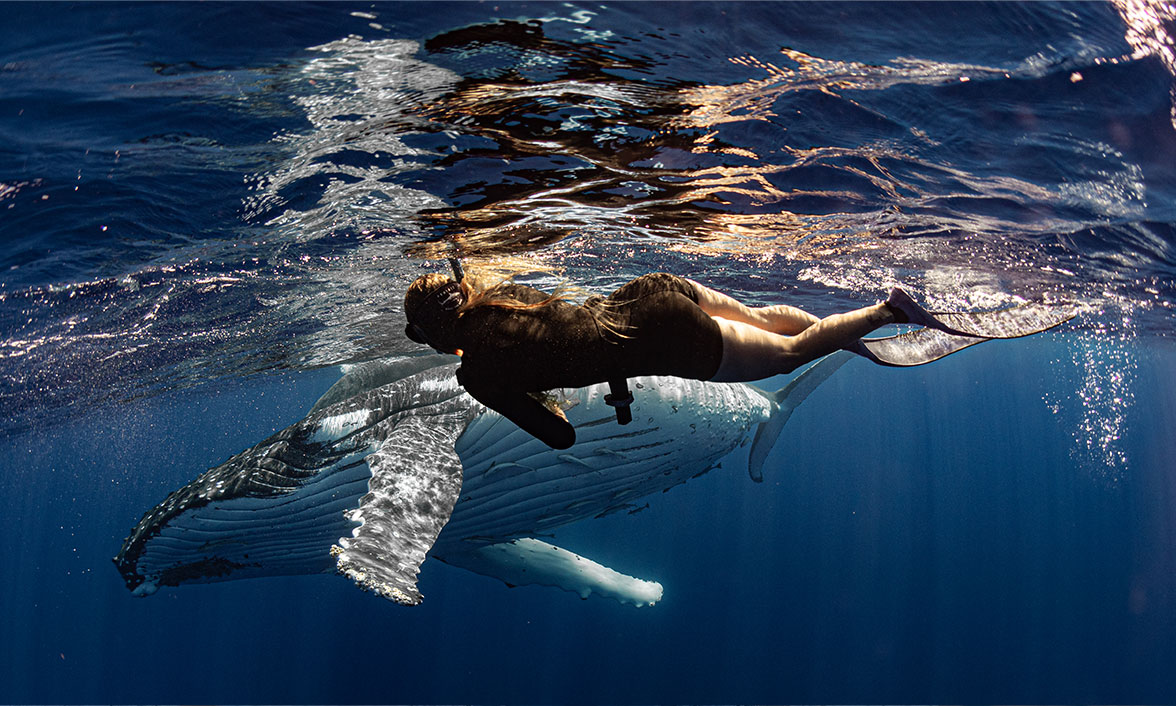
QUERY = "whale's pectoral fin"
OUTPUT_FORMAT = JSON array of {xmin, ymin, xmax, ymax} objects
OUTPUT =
[
  {"xmin": 439, "ymin": 538, "xmax": 664, "ymax": 608},
  {"xmin": 333, "ymin": 416, "xmax": 465, "ymax": 606}
]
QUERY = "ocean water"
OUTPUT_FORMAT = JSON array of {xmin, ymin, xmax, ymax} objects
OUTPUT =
[{"xmin": 2, "ymin": 1, "xmax": 1175, "ymax": 703}]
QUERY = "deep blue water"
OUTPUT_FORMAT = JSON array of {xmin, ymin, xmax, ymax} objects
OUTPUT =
[{"xmin": 2, "ymin": 2, "xmax": 1176, "ymax": 703}]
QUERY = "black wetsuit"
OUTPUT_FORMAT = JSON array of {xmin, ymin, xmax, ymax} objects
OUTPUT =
[{"xmin": 454, "ymin": 273, "xmax": 723, "ymax": 449}]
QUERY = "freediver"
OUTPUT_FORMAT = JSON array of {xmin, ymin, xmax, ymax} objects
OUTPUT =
[{"xmin": 403, "ymin": 268, "xmax": 1061, "ymax": 449}]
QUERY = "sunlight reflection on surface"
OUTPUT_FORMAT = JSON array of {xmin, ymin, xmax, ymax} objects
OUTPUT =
[{"xmin": 1113, "ymin": 0, "xmax": 1176, "ymax": 126}]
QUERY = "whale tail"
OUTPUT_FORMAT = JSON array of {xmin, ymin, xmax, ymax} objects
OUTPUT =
[{"xmin": 747, "ymin": 350, "xmax": 854, "ymax": 482}]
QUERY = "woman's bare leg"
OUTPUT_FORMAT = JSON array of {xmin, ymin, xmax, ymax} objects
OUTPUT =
[
  {"xmin": 687, "ymin": 279, "xmax": 818, "ymax": 335},
  {"xmin": 709, "ymin": 303, "xmax": 896, "ymax": 382}
]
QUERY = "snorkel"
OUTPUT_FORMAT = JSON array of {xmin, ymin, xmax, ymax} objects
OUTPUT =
[{"xmin": 447, "ymin": 256, "xmax": 464, "ymax": 283}]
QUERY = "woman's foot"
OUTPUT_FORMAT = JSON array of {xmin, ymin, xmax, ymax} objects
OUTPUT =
[{"xmin": 885, "ymin": 287, "xmax": 967, "ymax": 335}]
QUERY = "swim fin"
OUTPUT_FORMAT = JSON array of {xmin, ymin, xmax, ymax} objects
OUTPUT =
[
  {"xmin": 854, "ymin": 299, "xmax": 1076, "ymax": 367},
  {"xmin": 853, "ymin": 328, "xmax": 988, "ymax": 367},
  {"xmin": 887, "ymin": 288, "xmax": 1077, "ymax": 339},
  {"xmin": 923, "ymin": 301, "xmax": 1077, "ymax": 339}
]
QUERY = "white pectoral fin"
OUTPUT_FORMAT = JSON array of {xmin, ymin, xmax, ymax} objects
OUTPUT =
[
  {"xmin": 440, "ymin": 538, "xmax": 663, "ymax": 608},
  {"xmin": 748, "ymin": 350, "xmax": 853, "ymax": 482},
  {"xmin": 333, "ymin": 416, "xmax": 465, "ymax": 606}
]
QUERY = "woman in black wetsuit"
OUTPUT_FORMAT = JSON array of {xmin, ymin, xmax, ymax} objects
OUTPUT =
[{"xmin": 404, "ymin": 270, "xmax": 941, "ymax": 449}]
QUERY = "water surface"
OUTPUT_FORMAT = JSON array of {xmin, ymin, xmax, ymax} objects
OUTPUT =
[{"xmin": 2, "ymin": 2, "xmax": 1175, "ymax": 703}]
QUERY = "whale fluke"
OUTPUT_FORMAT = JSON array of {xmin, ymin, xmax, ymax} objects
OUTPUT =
[{"xmin": 747, "ymin": 351, "xmax": 854, "ymax": 482}]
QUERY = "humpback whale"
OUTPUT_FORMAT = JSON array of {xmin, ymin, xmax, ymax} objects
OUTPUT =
[{"xmin": 113, "ymin": 352, "xmax": 851, "ymax": 606}]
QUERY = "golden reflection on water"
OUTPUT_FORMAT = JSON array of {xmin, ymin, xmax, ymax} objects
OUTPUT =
[
  {"xmin": 674, "ymin": 47, "xmax": 1005, "ymax": 132},
  {"xmin": 263, "ymin": 17, "xmax": 1161, "ymax": 320},
  {"xmin": 408, "ymin": 38, "xmax": 1040, "ymax": 267},
  {"xmin": 409, "ymin": 63, "xmax": 875, "ymax": 261},
  {"xmin": 660, "ymin": 211, "xmax": 883, "ymax": 262}
]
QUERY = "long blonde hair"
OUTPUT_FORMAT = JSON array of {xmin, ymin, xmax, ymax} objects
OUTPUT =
[{"xmin": 404, "ymin": 270, "xmax": 629, "ymax": 338}]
